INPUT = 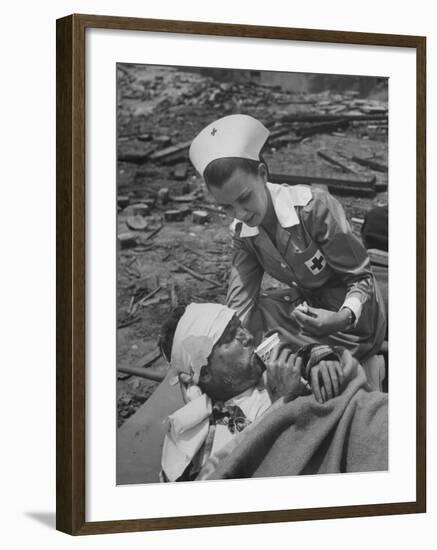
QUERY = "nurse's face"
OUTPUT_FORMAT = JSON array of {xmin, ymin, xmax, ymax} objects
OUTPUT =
[{"xmin": 208, "ymin": 165, "xmax": 269, "ymax": 226}]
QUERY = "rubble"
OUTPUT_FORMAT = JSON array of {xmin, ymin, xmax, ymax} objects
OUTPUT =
[
  {"xmin": 317, "ymin": 149, "xmax": 360, "ymax": 174},
  {"xmin": 118, "ymin": 232, "xmax": 137, "ymax": 249},
  {"xmin": 116, "ymin": 64, "xmax": 389, "ymax": 426},
  {"xmin": 126, "ymin": 215, "xmax": 148, "ymax": 231},
  {"xmin": 173, "ymin": 165, "xmax": 188, "ymax": 180},
  {"xmin": 164, "ymin": 208, "xmax": 190, "ymax": 222},
  {"xmin": 351, "ymin": 154, "xmax": 388, "ymax": 173},
  {"xmin": 269, "ymin": 172, "xmax": 376, "ymax": 197},
  {"xmin": 156, "ymin": 187, "xmax": 169, "ymax": 203},
  {"xmin": 192, "ymin": 210, "xmax": 209, "ymax": 224}
]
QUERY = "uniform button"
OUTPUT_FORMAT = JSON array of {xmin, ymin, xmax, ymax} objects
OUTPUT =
[
  {"xmin": 292, "ymin": 282, "xmax": 298, "ymax": 287},
  {"xmin": 280, "ymin": 262, "xmax": 287, "ymax": 269},
  {"xmin": 284, "ymin": 296, "xmax": 291, "ymax": 302}
]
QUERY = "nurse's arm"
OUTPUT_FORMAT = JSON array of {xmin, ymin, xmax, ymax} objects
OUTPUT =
[
  {"xmin": 302, "ymin": 189, "xmax": 374, "ymax": 325},
  {"xmin": 225, "ymin": 237, "xmax": 263, "ymax": 326}
]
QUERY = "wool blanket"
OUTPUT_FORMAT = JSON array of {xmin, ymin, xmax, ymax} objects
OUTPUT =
[{"xmin": 198, "ymin": 354, "xmax": 388, "ymax": 480}]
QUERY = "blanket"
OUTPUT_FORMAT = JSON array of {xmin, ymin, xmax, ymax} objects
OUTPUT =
[{"xmin": 198, "ymin": 358, "xmax": 388, "ymax": 480}]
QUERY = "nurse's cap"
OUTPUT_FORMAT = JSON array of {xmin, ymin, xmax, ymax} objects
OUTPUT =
[{"xmin": 189, "ymin": 114, "xmax": 270, "ymax": 176}]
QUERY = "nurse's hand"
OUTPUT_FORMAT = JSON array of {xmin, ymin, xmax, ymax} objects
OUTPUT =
[
  {"xmin": 291, "ymin": 306, "xmax": 351, "ymax": 338},
  {"xmin": 310, "ymin": 359, "xmax": 344, "ymax": 403}
]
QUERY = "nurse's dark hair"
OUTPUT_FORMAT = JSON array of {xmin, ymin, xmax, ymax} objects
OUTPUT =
[{"xmin": 203, "ymin": 154, "xmax": 269, "ymax": 189}]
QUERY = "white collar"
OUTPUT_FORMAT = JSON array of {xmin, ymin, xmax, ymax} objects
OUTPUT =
[{"xmin": 232, "ymin": 182, "xmax": 312, "ymax": 238}]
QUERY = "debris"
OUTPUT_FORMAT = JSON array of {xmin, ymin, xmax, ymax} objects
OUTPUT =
[
  {"xmin": 118, "ymin": 232, "xmax": 138, "ymax": 249},
  {"xmin": 196, "ymin": 203, "xmax": 224, "ymax": 214},
  {"xmin": 139, "ymin": 295, "xmax": 169, "ymax": 308},
  {"xmin": 157, "ymin": 187, "xmax": 169, "ymax": 205},
  {"xmin": 171, "ymin": 192, "xmax": 199, "ymax": 203},
  {"xmin": 296, "ymin": 119, "xmax": 350, "ymax": 138},
  {"xmin": 118, "ymin": 141, "xmax": 155, "ymax": 163},
  {"xmin": 176, "ymin": 262, "xmax": 222, "ymax": 288},
  {"xmin": 117, "ymin": 364, "xmax": 166, "ymax": 382},
  {"xmin": 137, "ymin": 286, "xmax": 162, "ymax": 307},
  {"xmin": 129, "ymin": 378, "xmax": 141, "ymax": 390},
  {"xmin": 119, "ymin": 391, "xmax": 133, "ymax": 405},
  {"xmin": 127, "ymin": 294, "xmax": 136, "ymax": 315},
  {"xmin": 149, "ymin": 140, "xmax": 191, "ymax": 164},
  {"xmin": 117, "ymin": 314, "xmax": 141, "ymax": 328},
  {"xmin": 129, "ymin": 203, "xmax": 150, "ymax": 216},
  {"xmin": 359, "ymin": 105, "xmax": 387, "ymax": 115},
  {"xmin": 118, "ymin": 132, "xmax": 152, "ymax": 142},
  {"xmin": 117, "ymin": 195, "xmax": 130, "ymax": 209},
  {"xmin": 139, "ymin": 224, "xmax": 164, "ymax": 243},
  {"xmin": 169, "ymin": 281, "xmax": 179, "ymax": 308},
  {"xmin": 134, "ymin": 197, "xmax": 156, "ymax": 209},
  {"xmin": 317, "ymin": 149, "xmax": 360, "ymax": 174},
  {"xmin": 375, "ymin": 182, "xmax": 388, "ymax": 193},
  {"xmin": 126, "ymin": 215, "xmax": 148, "ymax": 231},
  {"xmin": 268, "ymin": 126, "xmax": 302, "ymax": 146},
  {"xmin": 137, "ymin": 133, "xmax": 152, "ymax": 142},
  {"xmin": 281, "ymin": 113, "xmax": 388, "ymax": 124},
  {"xmin": 269, "ymin": 172, "xmax": 376, "ymax": 197},
  {"xmin": 155, "ymin": 135, "xmax": 172, "ymax": 147},
  {"xmin": 192, "ymin": 210, "xmax": 209, "ymax": 224},
  {"xmin": 367, "ymin": 248, "xmax": 388, "ymax": 268},
  {"xmin": 164, "ymin": 208, "xmax": 190, "ymax": 222},
  {"xmin": 351, "ymin": 154, "xmax": 388, "ymax": 173},
  {"xmin": 173, "ymin": 165, "xmax": 188, "ymax": 180},
  {"xmin": 183, "ymin": 245, "xmax": 205, "ymax": 259},
  {"xmin": 132, "ymin": 346, "xmax": 162, "ymax": 369}
]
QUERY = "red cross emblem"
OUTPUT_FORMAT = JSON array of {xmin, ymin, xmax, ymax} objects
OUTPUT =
[{"xmin": 304, "ymin": 251, "xmax": 326, "ymax": 275}]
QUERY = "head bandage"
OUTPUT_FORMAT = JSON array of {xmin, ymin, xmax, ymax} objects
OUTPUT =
[{"xmin": 171, "ymin": 303, "xmax": 236, "ymax": 384}]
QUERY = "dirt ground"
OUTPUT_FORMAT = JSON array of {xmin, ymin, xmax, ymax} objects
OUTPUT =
[{"xmin": 116, "ymin": 64, "xmax": 388, "ymax": 426}]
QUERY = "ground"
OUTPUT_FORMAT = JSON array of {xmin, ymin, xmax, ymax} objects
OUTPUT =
[{"xmin": 115, "ymin": 64, "xmax": 388, "ymax": 426}]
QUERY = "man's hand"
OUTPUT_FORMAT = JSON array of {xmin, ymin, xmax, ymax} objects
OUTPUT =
[
  {"xmin": 264, "ymin": 346, "xmax": 304, "ymax": 403},
  {"xmin": 309, "ymin": 359, "xmax": 344, "ymax": 404},
  {"xmin": 292, "ymin": 305, "xmax": 351, "ymax": 338}
]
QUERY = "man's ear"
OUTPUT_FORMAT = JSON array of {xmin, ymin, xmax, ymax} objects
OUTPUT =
[{"xmin": 198, "ymin": 365, "xmax": 212, "ymax": 385}]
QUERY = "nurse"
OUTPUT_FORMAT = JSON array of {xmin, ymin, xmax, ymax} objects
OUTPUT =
[{"xmin": 188, "ymin": 114, "xmax": 386, "ymax": 362}]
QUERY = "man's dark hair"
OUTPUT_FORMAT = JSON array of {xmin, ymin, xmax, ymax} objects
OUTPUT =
[
  {"xmin": 158, "ymin": 305, "xmax": 187, "ymax": 362},
  {"xmin": 203, "ymin": 155, "xmax": 269, "ymax": 189}
]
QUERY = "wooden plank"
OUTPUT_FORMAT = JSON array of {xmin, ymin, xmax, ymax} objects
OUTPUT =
[
  {"xmin": 269, "ymin": 172, "xmax": 376, "ymax": 197},
  {"xmin": 117, "ymin": 364, "xmax": 166, "ymax": 382},
  {"xmin": 351, "ymin": 154, "xmax": 388, "ymax": 173},
  {"xmin": 296, "ymin": 119, "xmax": 349, "ymax": 137},
  {"xmin": 317, "ymin": 149, "xmax": 360, "ymax": 174},
  {"xmin": 149, "ymin": 140, "xmax": 191, "ymax": 162},
  {"xmin": 281, "ymin": 113, "xmax": 388, "ymax": 124},
  {"xmin": 116, "ymin": 370, "xmax": 184, "ymax": 485},
  {"xmin": 368, "ymin": 248, "xmax": 389, "ymax": 268}
]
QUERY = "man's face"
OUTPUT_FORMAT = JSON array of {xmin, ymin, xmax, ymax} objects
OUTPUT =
[
  {"xmin": 199, "ymin": 316, "xmax": 264, "ymax": 401},
  {"xmin": 208, "ymin": 166, "xmax": 269, "ymax": 227}
]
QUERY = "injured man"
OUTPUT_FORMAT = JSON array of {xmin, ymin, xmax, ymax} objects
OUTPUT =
[{"xmin": 159, "ymin": 303, "xmax": 388, "ymax": 483}]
